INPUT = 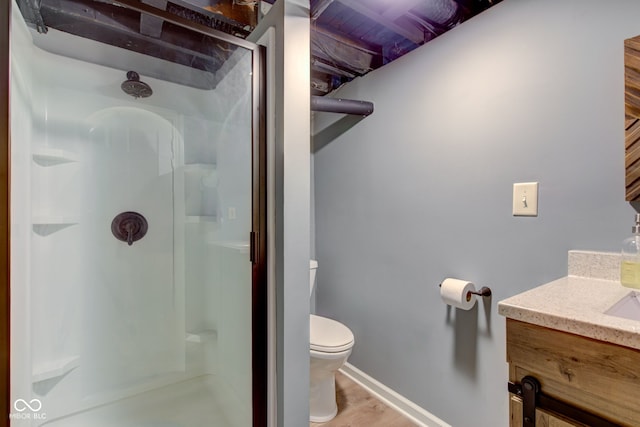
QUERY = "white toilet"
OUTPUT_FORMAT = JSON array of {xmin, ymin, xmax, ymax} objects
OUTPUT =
[{"xmin": 309, "ymin": 260, "xmax": 355, "ymax": 423}]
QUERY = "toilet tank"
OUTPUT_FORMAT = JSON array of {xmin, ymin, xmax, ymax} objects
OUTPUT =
[{"xmin": 310, "ymin": 260, "xmax": 318, "ymax": 296}]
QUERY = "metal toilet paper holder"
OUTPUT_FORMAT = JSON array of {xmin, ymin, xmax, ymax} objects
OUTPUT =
[{"xmin": 438, "ymin": 283, "xmax": 492, "ymax": 301}]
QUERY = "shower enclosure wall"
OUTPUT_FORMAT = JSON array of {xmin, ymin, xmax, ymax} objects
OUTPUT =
[{"xmin": 8, "ymin": 1, "xmax": 266, "ymax": 425}]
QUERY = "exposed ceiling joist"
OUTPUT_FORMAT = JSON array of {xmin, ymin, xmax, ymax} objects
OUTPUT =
[
  {"xmin": 311, "ymin": 0, "xmax": 334, "ymax": 21},
  {"xmin": 140, "ymin": 0, "xmax": 167, "ymax": 37},
  {"xmin": 27, "ymin": 0, "xmax": 237, "ymax": 89},
  {"xmin": 381, "ymin": 0, "xmax": 426, "ymax": 20},
  {"xmin": 406, "ymin": 12, "xmax": 445, "ymax": 37},
  {"xmin": 335, "ymin": 0, "xmax": 425, "ymax": 44}
]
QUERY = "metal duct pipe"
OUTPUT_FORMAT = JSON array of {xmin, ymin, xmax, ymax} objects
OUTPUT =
[{"xmin": 311, "ymin": 95, "xmax": 374, "ymax": 116}]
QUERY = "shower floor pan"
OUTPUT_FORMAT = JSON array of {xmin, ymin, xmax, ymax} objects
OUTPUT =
[{"xmin": 41, "ymin": 374, "xmax": 249, "ymax": 427}]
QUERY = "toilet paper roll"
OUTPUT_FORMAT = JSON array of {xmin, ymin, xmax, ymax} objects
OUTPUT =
[{"xmin": 440, "ymin": 278, "xmax": 477, "ymax": 310}]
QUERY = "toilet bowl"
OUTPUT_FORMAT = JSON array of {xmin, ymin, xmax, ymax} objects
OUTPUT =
[{"xmin": 309, "ymin": 260, "xmax": 355, "ymax": 422}]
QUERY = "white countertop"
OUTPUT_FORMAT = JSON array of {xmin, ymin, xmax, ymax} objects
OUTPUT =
[{"xmin": 498, "ymin": 251, "xmax": 640, "ymax": 351}]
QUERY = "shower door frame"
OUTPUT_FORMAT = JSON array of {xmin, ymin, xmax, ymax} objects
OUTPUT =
[
  {"xmin": 0, "ymin": 1, "xmax": 269, "ymax": 425},
  {"xmin": 1, "ymin": 0, "xmax": 10, "ymax": 424}
]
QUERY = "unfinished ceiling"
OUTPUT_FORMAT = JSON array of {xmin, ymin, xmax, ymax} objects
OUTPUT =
[
  {"xmin": 16, "ymin": 0, "xmax": 502, "ymax": 94},
  {"xmin": 306, "ymin": 0, "xmax": 501, "ymax": 94}
]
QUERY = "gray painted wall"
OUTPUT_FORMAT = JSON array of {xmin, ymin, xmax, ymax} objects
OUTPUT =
[{"xmin": 312, "ymin": 1, "xmax": 640, "ymax": 426}]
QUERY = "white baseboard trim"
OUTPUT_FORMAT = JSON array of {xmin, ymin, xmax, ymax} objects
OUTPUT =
[{"xmin": 339, "ymin": 363, "xmax": 452, "ymax": 427}]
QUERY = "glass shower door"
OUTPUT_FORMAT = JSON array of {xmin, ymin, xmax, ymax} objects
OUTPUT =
[{"xmin": 9, "ymin": 1, "xmax": 266, "ymax": 426}]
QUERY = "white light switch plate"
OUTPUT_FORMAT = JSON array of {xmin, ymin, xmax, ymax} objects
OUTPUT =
[{"xmin": 512, "ymin": 182, "xmax": 538, "ymax": 216}]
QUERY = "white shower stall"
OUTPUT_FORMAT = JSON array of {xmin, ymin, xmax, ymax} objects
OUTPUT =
[{"xmin": 9, "ymin": 1, "xmax": 265, "ymax": 425}]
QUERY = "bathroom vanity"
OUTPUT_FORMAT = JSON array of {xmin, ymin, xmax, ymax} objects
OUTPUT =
[{"xmin": 499, "ymin": 251, "xmax": 640, "ymax": 427}]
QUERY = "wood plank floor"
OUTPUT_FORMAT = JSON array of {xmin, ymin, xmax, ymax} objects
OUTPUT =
[{"xmin": 310, "ymin": 372, "xmax": 418, "ymax": 427}]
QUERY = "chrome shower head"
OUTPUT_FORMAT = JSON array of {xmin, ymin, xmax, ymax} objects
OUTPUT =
[{"xmin": 121, "ymin": 71, "xmax": 153, "ymax": 99}]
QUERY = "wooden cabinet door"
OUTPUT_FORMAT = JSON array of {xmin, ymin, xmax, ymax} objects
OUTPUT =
[
  {"xmin": 510, "ymin": 396, "xmax": 587, "ymax": 427},
  {"xmin": 507, "ymin": 320, "xmax": 640, "ymax": 426}
]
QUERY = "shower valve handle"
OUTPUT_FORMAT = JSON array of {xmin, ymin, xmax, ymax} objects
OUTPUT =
[
  {"xmin": 125, "ymin": 223, "xmax": 134, "ymax": 246},
  {"xmin": 111, "ymin": 212, "xmax": 148, "ymax": 246}
]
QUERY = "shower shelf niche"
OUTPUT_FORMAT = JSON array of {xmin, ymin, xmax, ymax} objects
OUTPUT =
[
  {"xmin": 182, "ymin": 163, "xmax": 218, "ymax": 220},
  {"xmin": 182, "ymin": 163, "xmax": 217, "ymax": 188},
  {"xmin": 32, "ymin": 148, "xmax": 79, "ymax": 166},
  {"xmin": 32, "ymin": 355, "xmax": 80, "ymax": 383},
  {"xmin": 185, "ymin": 329, "xmax": 217, "ymax": 344},
  {"xmin": 211, "ymin": 240, "xmax": 250, "ymax": 254},
  {"xmin": 185, "ymin": 215, "xmax": 217, "ymax": 224},
  {"xmin": 32, "ymin": 216, "xmax": 79, "ymax": 236},
  {"xmin": 32, "ymin": 215, "xmax": 79, "ymax": 225},
  {"xmin": 182, "ymin": 163, "xmax": 216, "ymax": 171}
]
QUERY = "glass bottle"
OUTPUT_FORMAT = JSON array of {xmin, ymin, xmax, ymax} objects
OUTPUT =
[{"xmin": 621, "ymin": 213, "xmax": 640, "ymax": 288}]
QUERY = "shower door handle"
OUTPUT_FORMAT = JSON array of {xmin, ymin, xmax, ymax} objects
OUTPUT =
[{"xmin": 250, "ymin": 231, "xmax": 257, "ymax": 263}]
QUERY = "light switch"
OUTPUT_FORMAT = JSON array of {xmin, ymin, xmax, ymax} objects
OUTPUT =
[{"xmin": 512, "ymin": 182, "xmax": 538, "ymax": 216}]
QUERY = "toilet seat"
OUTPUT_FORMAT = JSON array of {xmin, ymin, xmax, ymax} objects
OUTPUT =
[{"xmin": 310, "ymin": 314, "xmax": 354, "ymax": 353}]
